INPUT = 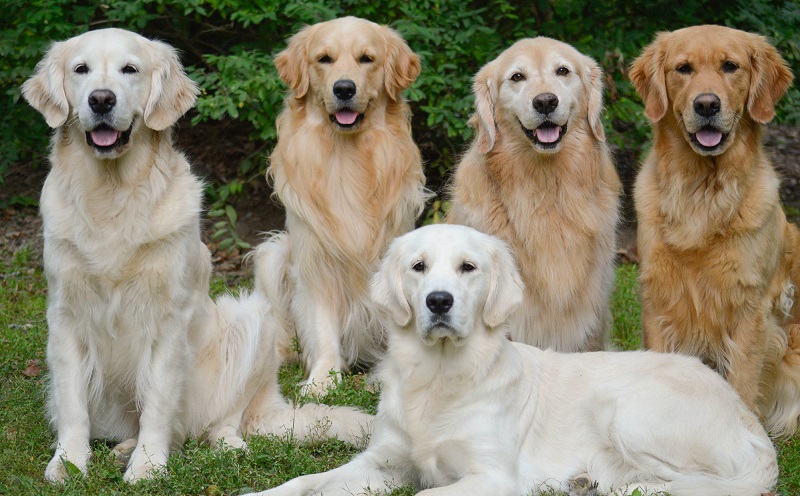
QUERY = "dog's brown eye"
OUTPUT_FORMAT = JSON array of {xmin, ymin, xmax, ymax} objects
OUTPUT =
[
  {"xmin": 556, "ymin": 66, "xmax": 570, "ymax": 76},
  {"xmin": 318, "ymin": 54, "xmax": 332, "ymax": 64},
  {"xmin": 122, "ymin": 64, "xmax": 138, "ymax": 74},
  {"xmin": 460, "ymin": 262, "xmax": 476, "ymax": 273},
  {"xmin": 721, "ymin": 61, "xmax": 738, "ymax": 73},
  {"xmin": 510, "ymin": 72, "xmax": 526, "ymax": 82},
  {"xmin": 412, "ymin": 260, "xmax": 425, "ymax": 272},
  {"xmin": 74, "ymin": 63, "xmax": 88, "ymax": 74},
  {"xmin": 359, "ymin": 54, "xmax": 373, "ymax": 64},
  {"xmin": 676, "ymin": 63, "xmax": 692, "ymax": 74}
]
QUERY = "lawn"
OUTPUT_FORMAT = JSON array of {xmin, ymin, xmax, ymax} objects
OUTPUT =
[{"xmin": 1, "ymin": 242, "xmax": 798, "ymax": 495}]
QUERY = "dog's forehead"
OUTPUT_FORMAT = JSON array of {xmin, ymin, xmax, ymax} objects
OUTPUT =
[
  {"xmin": 502, "ymin": 38, "xmax": 580, "ymax": 75},
  {"xmin": 665, "ymin": 28, "xmax": 751, "ymax": 66},
  {"xmin": 401, "ymin": 226, "xmax": 490, "ymax": 265},
  {"xmin": 310, "ymin": 18, "xmax": 383, "ymax": 57},
  {"xmin": 65, "ymin": 29, "xmax": 149, "ymax": 67}
]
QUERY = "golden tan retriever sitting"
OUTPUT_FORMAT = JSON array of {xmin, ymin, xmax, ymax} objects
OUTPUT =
[
  {"xmin": 254, "ymin": 17, "xmax": 427, "ymax": 393},
  {"xmin": 448, "ymin": 38, "xmax": 621, "ymax": 351},
  {"xmin": 22, "ymin": 28, "xmax": 371, "ymax": 483},
  {"xmin": 630, "ymin": 24, "xmax": 800, "ymax": 436}
]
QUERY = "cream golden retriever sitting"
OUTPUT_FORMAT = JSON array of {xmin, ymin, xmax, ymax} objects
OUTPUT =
[
  {"xmin": 630, "ymin": 25, "xmax": 800, "ymax": 436},
  {"xmin": 23, "ymin": 28, "xmax": 371, "ymax": 483},
  {"xmin": 245, "ymin": 224, "xmax": 778, "ymax": 496},
  {"xmin": 255, "ymin": 17, "xmax": 427, "ymax": 393},
  {"xmin": 448, "ymin": 38, "xmax": 620, "ymax": 352}
]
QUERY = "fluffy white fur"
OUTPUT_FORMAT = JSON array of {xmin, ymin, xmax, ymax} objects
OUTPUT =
[
  {"xmin": 247, "ymin": 224, "xmax": 778, "ymax": 496},
  {"xmin": 254, "ymin": 17, "xmax": 427, "ymax": 394},
  {"xmin": 23, "ymin": 28, "xmax": 371, "ymax": 483}
]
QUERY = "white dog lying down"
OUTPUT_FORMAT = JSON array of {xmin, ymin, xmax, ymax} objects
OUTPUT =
[
  {"xmin": 247, "ymin": 224, "xmax": 779, "ymax": 496},
  {"xmin": 22, "ymin": 28, "xmax": 371, "ymax": 483}
]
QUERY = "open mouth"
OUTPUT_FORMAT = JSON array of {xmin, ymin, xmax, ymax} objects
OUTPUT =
[
  {"xmin": 329, "ymin": 109, "xmax": 364, "ymax": 129},
  {"xmin": 520, "ymin": 120, "xmax": 567, "ymax": 149},
  {"xmin": 689, "ymin": 125, "xmax": 727, "ymax": 153},
  {"xmin": 85, "ymin": 122, "xmax": 133, "ymax": 152}
]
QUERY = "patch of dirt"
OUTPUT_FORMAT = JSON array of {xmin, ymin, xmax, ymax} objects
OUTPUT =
[{"xmin": 2, "ymin": 121, "xmax": 800, "ymax": 275}]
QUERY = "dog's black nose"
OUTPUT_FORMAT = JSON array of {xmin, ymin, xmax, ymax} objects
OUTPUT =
[
  {"xmin": 426, "ymin": 291, "xmax": 454, "ymax": 315},
  {"xmin": 333, "ymin": 79, "xmax": 357, "ymax": 100},
  {"xmin": 88, "ymin": 89, "xmax": 116, "ymax": 115},
  {"xmin": 693, "ymin": 93, "xmax": 721, "ymax": 117},
  {"xmin": 532, "ymin": 93, "xmax": 559, "ymax": 115}
]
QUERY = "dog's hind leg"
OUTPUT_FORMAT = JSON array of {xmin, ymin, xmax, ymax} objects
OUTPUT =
[{"xmin": 766, "ymin": 324, "xmax": 800, "ymax": 436}]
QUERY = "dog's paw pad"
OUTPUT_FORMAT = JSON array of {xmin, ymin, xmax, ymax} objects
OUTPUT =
[{"xmin": 568, "ymin": 476, "xmax": 599, "ymax": 496}]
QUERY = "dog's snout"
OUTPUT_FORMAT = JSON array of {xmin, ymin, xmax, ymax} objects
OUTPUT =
[
  {"xmin": 88, "ymin": 90, "xmax": 117, "ymax": 115},
  {"xmin": 532, "ymin": 93, "xmax": 559, "ymax": 115},
  {"xmin": 426, "ymin": 291, "xmax": 454, "ymax": 315},
  {"xmin": 333, "ymin": 79, "xmax": 357, "ymax": 100},
  {"xmin": 693, "ymin": 93, "xmax": 721, "ymax": 118}
]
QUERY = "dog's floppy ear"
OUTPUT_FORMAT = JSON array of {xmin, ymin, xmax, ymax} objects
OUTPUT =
[
  {"xmin": 144, "ymin": 40, "xmax": 199, "ymax": 131},
  {"xmin": 582, "ymin": 55, "xmax": 606, "ymax": 142},
  {"xmin": 22, "ymin": 41, "xmax": 69, "ymax": 128},
  {"xmin": 629, "ymin": 32, "xmax": 669, "ymax": 122},
  {"xmin": 470, "ymin": 60, "xmax": 499, "ymax": 154},
  {"xmin": 275, "ymin": 26, "xmax": 312, "ymax": 100},
  {"xmin": 482, "ymin": 238, "xmax": 524, "ymax": 328},
  {"xmin": 383, "ymin": 27, "xmax": 421, "ymax": 102},
  {"xmin": 747, "ymin": 34, "xmax": 793, "ymax": 124},
  {"xmin": 370, "ymin": 237, "xmax": 412, "ymax": 327}
]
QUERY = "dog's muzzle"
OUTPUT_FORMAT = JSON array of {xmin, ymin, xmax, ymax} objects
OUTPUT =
[
  {"xmin": 688, "ymin": 93, "xmax": 728, "ymax": 153},
  {"xmin": 329, "ymin": 79, "xmax": 364, "ymax": 130},
  {"xmin": 84, "ymin": 89, "xmax": 133, "ymax": 152}
]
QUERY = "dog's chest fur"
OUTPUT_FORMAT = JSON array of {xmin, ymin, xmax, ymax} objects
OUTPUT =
[
  {"xmin": 378, "ymin": 336, "xmax": 524, "ymax": 487},
  {"xmin": 271, "ymin": 108, "xmax": 423, "ymax": 262},
  {"xmin": 41, "ymin": 133, "xmax": 204, "ymax": 338},
  {"xmin": 450, "ymin": 135, "xmax": 619, "ymax": 350}
]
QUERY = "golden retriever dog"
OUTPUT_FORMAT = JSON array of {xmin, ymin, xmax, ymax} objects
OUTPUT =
[
  {"xmin": 448, "ymin": 38, "xmax": 621, "ymax": 352},
  {"xmin": 630, "ymin": 25, "xmax": 800, "ymax": 436},
  {"xmin": 245, "ymin": 224, "xmax": 778, "ymax": 496},
  {"xmin": 255, "ymin": 17, "xmax": 427, "ymax": 393},
  {"xmin": 22, "ymin": 28, "xmax": 371, "ymax": 483}
]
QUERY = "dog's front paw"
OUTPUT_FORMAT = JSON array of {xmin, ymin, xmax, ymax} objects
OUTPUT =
[
  {"xmin": 123, "ymin": 444, "xmax": 167, "ymax": 483},
  {"xmin": 44, "ymin": 445, "xmax": 91, "ymax": 483}
]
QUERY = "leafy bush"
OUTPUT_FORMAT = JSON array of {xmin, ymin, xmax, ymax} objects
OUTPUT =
[{"xmin": 3, "ymin": 0, "xmax": 799, "ymax": 211}]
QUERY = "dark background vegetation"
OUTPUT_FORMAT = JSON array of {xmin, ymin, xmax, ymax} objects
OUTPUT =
[{"xmin": 2, "ymin": 0, "xmax": 799, "ymax": 248}]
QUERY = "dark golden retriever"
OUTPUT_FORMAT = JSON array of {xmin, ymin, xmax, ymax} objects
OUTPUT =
[{"xmin": 630, "ymin": 24, "xmax": 800, "ymax": 436}]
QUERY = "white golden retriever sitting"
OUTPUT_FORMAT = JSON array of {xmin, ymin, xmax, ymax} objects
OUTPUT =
[
  {"xmin": 22, "ymin": 28, "xmax": 371, "ymax": 483},
  {"xmin": 247, "ymin": 224, "xmax": 778, "ymax": 496}
]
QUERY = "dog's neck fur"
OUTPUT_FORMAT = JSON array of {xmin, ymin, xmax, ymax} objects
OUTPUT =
[
  {"xmin": 384, "ymin": 324, "xmax": 510, "ymax": 392},
  {"xmin": 56, "ymin": 121, "xmax": 174, "ymax": 187},
  {"xmin": 270, "ymin": 96, "xmax": 424, "ymax": 261},
  {"xmin": 649, "ymin": 112, "xmax": 781, "ymax": 249}
]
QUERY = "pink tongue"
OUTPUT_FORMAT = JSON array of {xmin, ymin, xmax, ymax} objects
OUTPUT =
[
  {"xmin": 696, "ymin": 128, "xmax": 722, "ymax": 147},
  {"xmin": 335, "ymin": 110, "xmax": 359, "ymax": 125},
  {"xmin": 535, "ymin": 126, "xmax": 560, "ymax": 143},
  {"xmin": 91, "ymin": 128, "xmax": 121, "ymax": 147}
]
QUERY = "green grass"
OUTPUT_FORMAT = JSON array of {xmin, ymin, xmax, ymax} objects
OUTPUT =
[{"xmin": 1, "ymin": 247, "xmax": 799, "ymax": 495}]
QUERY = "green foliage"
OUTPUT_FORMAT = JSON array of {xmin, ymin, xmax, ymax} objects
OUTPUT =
[{"xmin": 6, "ymin": 0, "xmax": 800, "ymax": 180}]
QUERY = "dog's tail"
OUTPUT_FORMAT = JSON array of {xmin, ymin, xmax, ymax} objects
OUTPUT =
[
  {"xmin": 242, "ymin": 384, "xmax": 373, "ymax": 449},
  {"xmin": 251, "ymin": 231, "xmax": 297, "ymax": 362}
]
